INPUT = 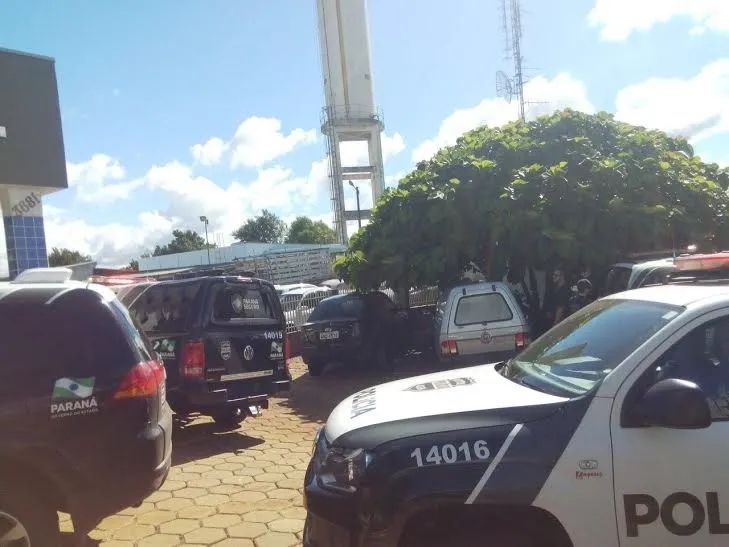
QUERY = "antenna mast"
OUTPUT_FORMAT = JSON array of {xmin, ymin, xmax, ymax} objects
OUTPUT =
[{"xmin": 497, "ymin": 0, "xmax": 527, "ymax": 121}]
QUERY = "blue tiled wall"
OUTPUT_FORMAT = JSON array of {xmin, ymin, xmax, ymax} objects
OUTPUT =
[{"xmin": 4, "ymin": 215, "xmax": 48, "ymax": 278}]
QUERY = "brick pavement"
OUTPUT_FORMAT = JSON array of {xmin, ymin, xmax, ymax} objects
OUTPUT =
[{"xmin": 62, "ymin": 355, "xmax": 439, "ymax": 546}]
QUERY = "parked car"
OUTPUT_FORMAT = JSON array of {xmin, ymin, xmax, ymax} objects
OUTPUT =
[
  {"xmin": 116, "ymin": 275, "xmax": 291, "ymax": 426},
  {"xmin": 603, "ymin": 257, "xmax": 677, "ymax": 295},
  {"xmin": 280, "ymin": 286, "xmax": 334, "ymax": 331},
  {"xmin": 434, "ymin": 281, "xmax": 531, "ymax": 365},
  {"xmin": 300, "ymin": 291, "xmax": 408, "ymax": 376},
  {"xmin": 0, "ymin": 267, "xmax": 171, "ymax": 545}
]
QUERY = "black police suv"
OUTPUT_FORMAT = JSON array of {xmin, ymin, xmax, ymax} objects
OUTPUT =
[
  {"xmin": 299, "ymin": 291, "xmax": 410, "ymax": 377},
  {"xmin": 0, "ymin": 269, "xmax": 172, "ymax": 545},
  {"xmin": 116, "ymin": 275, "xmax": 292, "ymax": 426}
]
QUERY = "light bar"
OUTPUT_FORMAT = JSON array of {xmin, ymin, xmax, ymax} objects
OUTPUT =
[{"xmin": 674, "ymin": 252, "xmax": 729, "ymax": 272}]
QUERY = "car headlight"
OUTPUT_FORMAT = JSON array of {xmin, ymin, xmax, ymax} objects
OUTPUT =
[{"xmin": 318, "ymin": 446, "xmax": 373, "ymax": 493}]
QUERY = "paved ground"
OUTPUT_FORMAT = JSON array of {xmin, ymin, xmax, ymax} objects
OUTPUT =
[{"xmin": 63, "ymin": 354, "xmax": 440, "ymax": 546}]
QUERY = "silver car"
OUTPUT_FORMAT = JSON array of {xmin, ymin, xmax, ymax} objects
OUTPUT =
[{"xmin": 434, "ymin": 281, "xmax": 531, "ymax": 365}]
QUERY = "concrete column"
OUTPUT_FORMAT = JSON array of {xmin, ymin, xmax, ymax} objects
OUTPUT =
[{"xmin": 0, "ymin": 187, "xmax": 48, "ymax": 279}]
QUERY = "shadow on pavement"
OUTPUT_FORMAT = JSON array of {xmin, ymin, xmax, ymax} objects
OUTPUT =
[
  {"xmin": 171, "ymin": 418, "xmax": 265, "ymax": 466},
  {"xmin": 279, "ymin": 352, "xmax": 444, "ymax": 425},
  {"xmin": 61, "ymin": 532, "xmax": 99, "ymax": 546}
]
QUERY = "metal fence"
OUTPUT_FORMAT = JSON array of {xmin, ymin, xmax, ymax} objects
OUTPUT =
[{"xmin": 280, "ymin": 286, "xmax": 441, "ymax": 333}]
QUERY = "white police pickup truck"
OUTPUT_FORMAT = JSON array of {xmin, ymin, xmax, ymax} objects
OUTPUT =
[{"xmin": 303, "ymin": 260, "xmax": 729, "ymax": 547}]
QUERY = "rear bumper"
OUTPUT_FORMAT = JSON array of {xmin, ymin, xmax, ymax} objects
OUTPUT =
[
  {"xmin": 174, "ymin": 370, "xmax": 291, "ymax": 410},
  {"xmin": 78, "ymin": 405, "xmax": 173, "ymax": 527},
  {"xmin": 301, "ymin": 341, "xmax": 367, "ymax": 364}
]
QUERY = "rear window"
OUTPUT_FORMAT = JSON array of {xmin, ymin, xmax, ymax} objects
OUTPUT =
[
  {"xmin": 309, "ymin": 296, "xmax": 365, "ymax": 321},
  {"xmin": 211, "ymin": 283, "xmax": 281, "ymax": 323},
  {"xmin": 454, "ymin": 292, "xmax": 514, "ymax": 326},
  {"xmin": 126, "ymin": 282, "xmax": 202, "ymax": 335},
  {"xmin": 109, "ymin": 299, "xmax": 155, "ymax": 362}
]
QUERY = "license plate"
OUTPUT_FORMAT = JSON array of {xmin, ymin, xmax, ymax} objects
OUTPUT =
[
  {"xmin": 320, "ymin": 331, "xmax": 340, "ymax": 340},
  {"xmin": 220, "ymin": 370, "xmax": 273, "ymax": 381}
]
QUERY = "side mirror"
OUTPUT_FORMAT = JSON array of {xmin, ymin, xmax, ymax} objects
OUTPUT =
[{"xmin": 632, "ymin": 378, "xmax": 711, "ymax": 429}]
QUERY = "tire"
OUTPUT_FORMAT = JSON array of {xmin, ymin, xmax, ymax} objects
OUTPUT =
[
  {"xmin": 308, "ymin": 362, "xmax": 324, "ymax": 377},
  {"xmin": 0, "ymin": 482, "xmax": 60, "ymax": 546},
  {"xmin": 212, "ymin": 407, "xmax": 245, "ymax": 428}
]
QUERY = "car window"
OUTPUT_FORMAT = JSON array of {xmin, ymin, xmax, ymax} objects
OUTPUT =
[
  {"xmin": 309, "ymin": 296, "xmax": 365, "ymax": 321},
  {"xmin": 605, "ymin": 266, "xmax": 632, "ymax": 295},
  {"xmin": 647, "ymin": 317, "xmax": 729, "ymax": 421},
  {"xmin": 505, "ymin": 298, "xmax": 683, "ymax": 397},
  {"xmin": 127, "ymin": 282, "xmax": 202, "ymax": 334},
  {"xmin": 454, "ymin": 292, "xmax": 513, "ymax": 326},
  {"xmin": 211, "ymin": 283, "xmax": 280, "ymax": 323},
  {"xmin": 109, "ymin": 299, "xmax": 155, "ymax": 362}
]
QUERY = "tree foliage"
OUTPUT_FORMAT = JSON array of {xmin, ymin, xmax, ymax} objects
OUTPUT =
[
  {"xmin": 232, "ymin": 209, "xmax": 287, "ymax": 243},
  {"xmin": 335, "ymin": 109, "xmax": 729, "ymax": 290},
  {"xmin": 128, "ymin": 259, "xmax": 140, "ymax": 271},
  {"xmin": 152, "ymin": 229, "xmax": 215, "ymax": 256},
  {"xmin": 48, "ymin": 247, "xmax": 92, "ymax": 267},
  {"xmin": 285, "ymin": 216, "xmax": 338, "ymax": 244}
]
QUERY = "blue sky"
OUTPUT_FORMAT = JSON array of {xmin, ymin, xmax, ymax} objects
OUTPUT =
[{"xmin": 1, "ymin": 0, "xmax": 728, "ymax": 267}]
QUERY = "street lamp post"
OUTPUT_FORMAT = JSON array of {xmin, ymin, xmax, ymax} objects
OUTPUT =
[
  {"xmin": 199, "ymin": 215, "xmax": 211, "ymax": 265},
  {"xmin": 348, "ymin": 180, "xmax": 361, "ymax": 230}
]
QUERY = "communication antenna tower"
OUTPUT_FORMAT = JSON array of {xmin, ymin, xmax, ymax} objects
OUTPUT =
[{"xmin": 497, "ymin": 0, "xmax": 529, "ymax": 121}]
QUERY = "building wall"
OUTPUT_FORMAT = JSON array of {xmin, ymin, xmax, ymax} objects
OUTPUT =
[
  {"xmin": 138, "ymin": 242, "xmax": 347, "ymax": 271},
  {"xmin": 0, "ymin": 187, "xmax": 48, "ymax": 278}
]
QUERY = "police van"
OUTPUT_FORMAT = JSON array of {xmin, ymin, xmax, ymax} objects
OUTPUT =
[{"xmin": 304, "ymin": 256, "xmax": 729, "ymax": 547}]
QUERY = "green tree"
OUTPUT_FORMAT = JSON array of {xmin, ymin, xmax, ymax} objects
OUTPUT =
[
  {"xmin": 285, "ymin": 216, "xmax": 338, "ymax": 244},
  {"xmin": 232, "ymin": 209, "xmax": 287, "ymax": 243},
  {"xmin": 128, "ymin": 259, "xmax": 140, "ymax": 271},
  {"xmin": 152, "ymin": 229, "xmax": 215, "ymax": 256},
  {"xmin": 48, "ymin": 247, "xmax": 92, "ymax": 267},
  {"xmin": 335, "ymin": 109, "xmax": 729, "ymax": 291}
]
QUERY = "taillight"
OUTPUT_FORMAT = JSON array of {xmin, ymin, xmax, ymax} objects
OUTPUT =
[
  {"xmin": 113, "ymin": 360, "xmax": 165, "ymax": 400},
  {"xmin": 181, "ymin": 340, "xmax": 205, "ymax": 378},
  {"xmin": 283, "ymin": 334, "xmax": 291, "ymax": 372},
  {"xmin": 440, "ymin": 339, "xmax": 458, "ymax": 356},
  {"xmin": 515, "ymin": 331, "xmax": 530, "ymax": 350}
]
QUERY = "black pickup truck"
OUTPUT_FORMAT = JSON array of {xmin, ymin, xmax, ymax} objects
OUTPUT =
[{"xmin": 117, "ymin": 275, "xmax": 291, "ymax": 426}]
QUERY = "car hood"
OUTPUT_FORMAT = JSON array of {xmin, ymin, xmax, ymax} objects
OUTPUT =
[{"xmin": 325, "ymin": 363, "xmax": 569, "ymax": 448}]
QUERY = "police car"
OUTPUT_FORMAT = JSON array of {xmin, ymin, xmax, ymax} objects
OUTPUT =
[{"xmin": 304, "ymin": 255, "xmax": 729, "ymax": 547}]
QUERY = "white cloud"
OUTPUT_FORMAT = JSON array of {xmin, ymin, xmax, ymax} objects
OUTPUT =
[
  {"xmin": 191, "ymin": 137, "xmax": 229, "ymax": 166},
  {"xmin": 615, "ymin": 59, "xmax": 729, "ymax": 142},
  {"xmin": 37, "ymin": 153, "xmax": 332, "ymax": 267},
  {"xmin": 189, "ymin": 116, "xmax": 318, "ymax": 169},
  {"xmin": 412, "ymin": 73, "xmax": 595, "ymax": 163},
  {"xmin": 66, "ymin": 154, "xmax": 144, "ymax": 203},
  {"xmin": 588, "ymin": 0, "xmax": 729, "ymax": 41},
  {"xmin": 229, "ymin": 117, "xmax": 317, "ymax": 169}
]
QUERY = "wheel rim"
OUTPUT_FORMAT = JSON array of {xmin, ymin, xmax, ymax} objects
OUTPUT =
[{"xmin": 0, "ymin": 510, "xmax": 31, "ymax": 547}]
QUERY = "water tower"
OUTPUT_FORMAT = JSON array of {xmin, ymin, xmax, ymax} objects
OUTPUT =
[{"xmin": 315, "ymin": 0, "xmax": 385, "ymax": 243}]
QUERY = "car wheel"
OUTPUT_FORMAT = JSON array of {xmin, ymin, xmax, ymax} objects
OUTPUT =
[
  {"xmin": 308, "ymin": 361, "xmax": 324, "ymax": 377},
  {"xmin": 0, "ymin": 483, "xmax": 60, "ymax": 546},
  {"xmin": 212, "ymin": 407, "xmax": 245, "ymax": 428}
]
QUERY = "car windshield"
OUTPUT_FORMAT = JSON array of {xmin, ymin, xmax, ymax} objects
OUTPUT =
[{"xmin": 502, "ymin": 298, "xmax": 683, "ymax": 397}]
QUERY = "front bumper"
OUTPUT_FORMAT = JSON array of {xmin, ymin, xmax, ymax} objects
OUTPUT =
[{"xmin": 303, "ymin": 431, "xmax": 399, "ymax": 547}]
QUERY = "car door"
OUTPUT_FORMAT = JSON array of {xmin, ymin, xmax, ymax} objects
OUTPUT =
[{"xmin": 611, "ymin": 309, "xmax": 729, "ymax": 546}]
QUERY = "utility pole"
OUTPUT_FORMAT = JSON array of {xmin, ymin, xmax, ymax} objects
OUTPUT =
[
  {"xmin": 349, "ymin": 180, "xmax": 361, "ymax": 230},
  {"xmin": 200, "ymin": 215, "xmax": 211, "ymax": 265}
]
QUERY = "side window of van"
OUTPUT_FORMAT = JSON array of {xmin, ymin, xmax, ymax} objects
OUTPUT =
[
  {"xmin": 129, "ymin": 282, "xmax": 202, "ymax": 334},
  {"xmin": 454, "ymin": 293, "xmax": 513, "ymax": 326}
]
